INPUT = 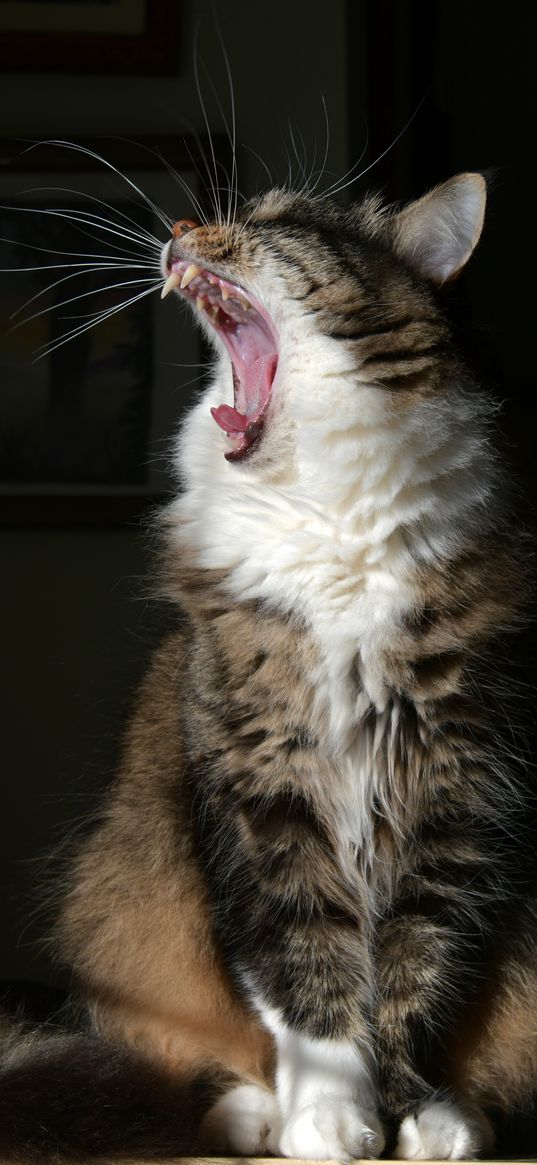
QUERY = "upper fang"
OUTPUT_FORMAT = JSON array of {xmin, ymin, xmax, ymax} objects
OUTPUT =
[
  {"xmin": 181, "ymin": 264, "xmax": 201, "ymax": 289},
  {"xmin": 161, "ymin": 272, "xmax": 181, "ymax": 300}
]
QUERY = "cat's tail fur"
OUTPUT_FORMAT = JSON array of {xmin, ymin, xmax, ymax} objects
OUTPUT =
[{"xmin": 0, "ymin": 1009, "xmax": 214, "ymax": 1161}]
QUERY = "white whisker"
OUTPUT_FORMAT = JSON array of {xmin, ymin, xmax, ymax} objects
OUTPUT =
[
  {"xmin": 10, "ymin": 263, "xmax": 157, "ymax": 321},
  {"xmin": 21, "ymin": 184, "xmax": 164, "ymax": 249},
  {"xmin": 242, "ymin": 144, "xmax": 274, "ymax": 190},
  {"xmin": 288, "ymin": 119, "xmax": 309, "ymax": 191},
  {"xmin": 0, "ymin": 203, "xmax": 160, "ymax": 257},
  {"xmin": 22, "ymin": 139, "xmax": 173, "ymax": 232},
  {"xmin": 192, "ymin": 25, "xmax": 223, "ymax": 226},
  {"xmin": 33, "ymin": 281, "xmax": 162, "ymax": 360},
  {"xmin": 151, "ymin": 147, "xmax": 210, "ymax": 228},
  {"xmin": 307, "ymin": 94, "xmax": 332, "ymax": 197},
  {"xmin": 0, "ymin": 234, "xmax": 148, "ymax": 264},
  {"xmin": 316, "ymin": 95, "xmax": 425, "ymax": 202},
  {"xmin": 11, "ymin": 275, "xmax": 159, "ymax": 333}
]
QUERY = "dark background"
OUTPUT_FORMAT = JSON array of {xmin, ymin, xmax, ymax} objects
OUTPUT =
[{"xmin": 0, "ymin": 0, "xmax": 535, "ymax": 994}]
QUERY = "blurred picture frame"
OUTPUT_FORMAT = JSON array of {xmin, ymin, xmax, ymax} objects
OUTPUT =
[
  {"xmin": 0, "ymin": 136, "xmax": 221, "ymax": 526},
  {"xmin": 0, "ymin": 0, "xmax": 180, "ymax": 76}
]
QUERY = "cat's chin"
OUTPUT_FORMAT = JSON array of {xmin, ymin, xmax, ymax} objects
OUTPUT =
[{"xmin": 162, "ymin": 257, "xmax": 278, "ymax": 462}]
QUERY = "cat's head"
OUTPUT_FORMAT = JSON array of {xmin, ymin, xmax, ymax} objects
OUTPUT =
[{"xmin": 161, "ymin": 175, "xmax": 485, "ymax": 475}]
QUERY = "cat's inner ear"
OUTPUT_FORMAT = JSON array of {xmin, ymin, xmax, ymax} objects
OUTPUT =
[{"xmin": 393, "ymin": 173, "xmax": 486, "ymax": 285}]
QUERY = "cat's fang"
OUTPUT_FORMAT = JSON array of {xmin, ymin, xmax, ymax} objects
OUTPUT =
[
  {"xmin": 181, "ymin": 264, "xmax": 201, "ymax": 289},
  {"xmin": 160, "ymin": 272, "xmax": 181, "ymax": 300}
]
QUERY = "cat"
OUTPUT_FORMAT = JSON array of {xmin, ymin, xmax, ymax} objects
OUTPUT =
[{"xmin": 2, "ymin": 171, "xmax": 536, "ymax": 1161}]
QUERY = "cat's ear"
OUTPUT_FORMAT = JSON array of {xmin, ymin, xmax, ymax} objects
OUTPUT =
[{"xmin": 393, "ymin": 173, "xmax": 486, "ymax": 285}]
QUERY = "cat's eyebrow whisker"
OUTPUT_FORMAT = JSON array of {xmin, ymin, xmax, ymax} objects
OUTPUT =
[
  {"xmin": 33, "ymin": 280, "xmax": 162, "ymax": 360},
  {"xmin": 9, "ymin": 263, "xmax": 158, "ymax": 321},
  {"xmin": 288, "ymin": 119, "xmax": 310, "ymax": 194},
  {"xmin": 10, "ymin": 275, "xmax": 159, "ymax": 334},
  {"xmin": 296, "ymin": 123, "xmax": 317, "ymax": 198},
  {"xmin": 317, "ymin": 95, "xmax": 424, "ymax": 202},
  {"xmin": 242, "ymin": 144, "xmax": 274, "ymax": 191},
  {"xmin": 316, "ymin": 126, "xmax": 369, "ymax": 202},
  {"xmin": 307, "ymin": 94, "xmax": 331, "ymax": 197},
  {"xmin": 22, "ymin": 139, "xmax": 173, "ymax": 233}
]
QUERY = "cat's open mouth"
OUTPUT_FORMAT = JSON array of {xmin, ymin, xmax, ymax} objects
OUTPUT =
[{"xmin": 162, "ymin": 261, "xmax": 278, "ymax": 462}]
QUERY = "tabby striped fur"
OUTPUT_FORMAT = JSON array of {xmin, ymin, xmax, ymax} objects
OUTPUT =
[{"xmin": 2, "ymin": 174, "xmax": 535, "ymax": 1161}]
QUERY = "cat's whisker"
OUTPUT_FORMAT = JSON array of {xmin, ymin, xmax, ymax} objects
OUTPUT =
[
  {"xmin": 22, "ymin": 139, "xmax": 173, "ymax": 233},
  {"xmin": 1, "ymin": 203, "xmax": 161, "ymax": 258},
  {"xmin": 10, "ymin": 274, "xmax": 159, "ymax": 333},
  {"xmin": 42, "ymin": 207, "xmax": 162, "ymax": 254},
  {"xmin": 0, "ymin": 233, "xmax": 149, "ymax": 265},
  {"xmin": 288, "ymin": 119, "xmax": 310, "ymax": 193},
  {"xmin": 241, "ymin": 144, "xmax": 274, "ymax": 191},
  {"xmin": 197, "ymin": 61, "xmax": 235, "ymax": 230},
  {"xmin": 9, "ymin": 263, "xmax": 158, "ymax": 321},
  {"xmin": 112, "ymin": 134, "xmax": 212, "ymax": 231},
  {"xmin": 317, "ymin": 96, "xmax": 424, "ymax": 202},
  {"xmin": 4, "ymin": 259, "xmax": 156, "ymax": 272},
  {"xmin": 192, "ymin": 25, "xmax": 223, "ymax": 226},
  {"xmin": 306, "ymin": 94, "xmax": 331, "ymax": 197},
  {"xmin": 33, "ymin": 280, "xmax": 162, "ymax": 360},
  {"xmin": 151, "ymin": 148, "xmax": 210, "ymax": 230},
  {"xmin": 24, "ymin": 184, "xmax": 165, "ymax": 250},
  {"xmin": 206, "ymin": 12, "xmax": 239, "ymax": 230}
]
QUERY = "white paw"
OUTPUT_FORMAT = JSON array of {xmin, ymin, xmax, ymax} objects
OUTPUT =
[
  {"xmin": 200, "ymin": 1082, "xmax": 281, "ymax": 1154},
  {"xmin": 395, "ymin": 1100, "xmax": 494, "ymax": 1160},
  {"xmin": 279, "ymin": 1096, "xmax": 385, "ymax": 1161}
]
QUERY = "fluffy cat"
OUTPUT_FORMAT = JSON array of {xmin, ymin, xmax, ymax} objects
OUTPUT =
[{"xmin": 2, "ymin": 173, "xmax": 536, "ymax": 1161}]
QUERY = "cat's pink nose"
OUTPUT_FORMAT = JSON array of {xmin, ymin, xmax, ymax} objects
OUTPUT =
[{"xmin": 172, "ymin": 218, "xmax": 199, "ymax": 238}]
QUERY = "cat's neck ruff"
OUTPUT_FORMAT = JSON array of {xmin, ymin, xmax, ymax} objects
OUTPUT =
[{"xmin": 170, "ymin": 350, "xmax": 492, "ymax": 748}]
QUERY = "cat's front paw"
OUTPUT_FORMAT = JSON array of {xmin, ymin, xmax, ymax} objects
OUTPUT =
[
  {"xmin": 279, "ymin": 1096, "xmax": 385, "ymax": 1161},
  {"xmin": 200, "ymin": 1082, "xmax": 281, "ymax": 1154},
  {"xmin": 395, "ymin": 1100, "xmax": 494, "ymax": 1160}
]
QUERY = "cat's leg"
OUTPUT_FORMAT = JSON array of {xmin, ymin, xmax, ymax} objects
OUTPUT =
[
  {"xmin": 375, "ymin": 910, "xmax": 495, "ymax": 1160},
  {"xmin": 260, "ymin": 1008, "xmax": 385, "ymax": 1161},
  {"xmin": 198, "ymin": 783, "xmax": 386, "ymax": 1159},
  {"xmin": 395, "ymin": 1100, "xmax": 494, "ymax": 1161}
]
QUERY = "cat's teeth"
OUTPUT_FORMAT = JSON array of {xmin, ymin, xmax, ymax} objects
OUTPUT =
[
  {"xmin": 239, "ymin": 296, "xmax": 250, "ymax": 310},
  {"xmin": 180, "ymin": 264, "xmax": 201, "ymax": 289},
  {"xmin": 221, "ymin": 285, "xmax": 231, "ymax": 301},
  {"xmin": 196, "ymin": 296, "xmax": 205, "ymax": 311},
  {"xmin": 160, "ymin": 272, "xmax": 181, "ymax": 300}
]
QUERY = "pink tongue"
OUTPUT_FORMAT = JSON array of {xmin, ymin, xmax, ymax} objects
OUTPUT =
[{"xmin": 211, "ymin": 404, "xmax": 248, "ymax": 433}]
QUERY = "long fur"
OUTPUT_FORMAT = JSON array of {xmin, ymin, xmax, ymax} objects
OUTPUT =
[{"xmin": 2, "ymin": 176, "xmax": 536, "ymax": 1160}]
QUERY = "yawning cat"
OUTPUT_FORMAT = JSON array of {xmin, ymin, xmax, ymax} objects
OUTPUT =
[{"xmin": 2, "ymin": 173, "xmax": 536, "ymax": 1161}]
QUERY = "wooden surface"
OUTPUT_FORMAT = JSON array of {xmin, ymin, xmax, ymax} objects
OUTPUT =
[{"xmin": 76, "ymin": 1158, "xmax": 537, "ymax": 1164}]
